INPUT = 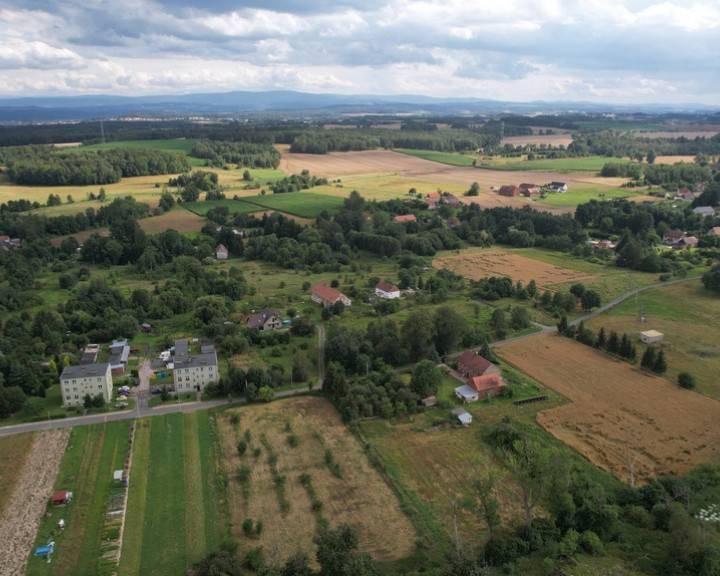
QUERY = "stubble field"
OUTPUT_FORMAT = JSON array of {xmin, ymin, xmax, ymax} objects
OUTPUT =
[
  {"xmin": 218, "ymin": 396, "xmax": 416, "ymax": 564},
  {"xmin": 497, "ymin": 335, "xmax": 720, "ymax": 483},
  {"xmin": 432, "ymin": 249, "xmax": 595, "ymax": 287}
]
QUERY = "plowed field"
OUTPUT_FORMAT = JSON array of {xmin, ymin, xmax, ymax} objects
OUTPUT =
[
  {"xmin": 497, "ymin": 335, "xmax": 720, "ymax": 483},
  {"xmin": 433, "ymin": 250, "xmax": 594, "ymax": 287}
]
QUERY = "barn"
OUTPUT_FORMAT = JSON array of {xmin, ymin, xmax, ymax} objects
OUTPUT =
[{"xmin": 640, "ymin": 330, "xmax": 664, "ymax": 344}]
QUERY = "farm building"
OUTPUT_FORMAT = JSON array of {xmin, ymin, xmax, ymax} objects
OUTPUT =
[
  {"xmin": 454, "ymin": 385, "xmax": 479, "ymax": 403},
  {"xmin": 693, "ymin": 206, "xmax": 715, "ymax": 217},
  {"xmin": 663, "ymin": 229, "xmax": 684, "ymax": 245},
  {"xmin": 640, "ymin": 330, "xmax": 664, "ymax": 344},
  {"xmin": 457, "ymin": 350, "xmax": 501, "ymax": 379},
  {"xmin": 375, "ymin": 280, "xmax": 400, "ymax": 299},
  {"xmin": 247, "ymin": 309, "xmax": 283, "ymax": 331},
  {"xmin": 215, "ymin": 243, "xmax": 228, "ymax": 260},
  {"xmin": 676, "ymin": 236, "xmax": 698, "ymax": 249},
  {"xmin": 675, "ymin": 187, "xmax": 695, "ymax": 201},
  {"xmin": 311, "ymin": 282, "xmax": 352, "ymax": 307},
  {"xmin": 519, "ymin": 183, "xmax": 541, "ymax": 197},
  {"xmin": 172, "ymin": 339, "xmax": 218, "ymax": 393},
  {"xmin": 59, "ymin": 362, "xmax": 113, "ymax": 407},
  {"xmin": 548, "ymin": 181, "xmax": 568, "ymax": 192},
  {"xmin": 51, "ymin": 490, "xmax": 72, "ymax": 506},
  {"xmin": 468, "ymin": 374, "xmax": 507, "ymax": 399},
  {"xmin": 420, "ymin": 395, "xmax": 438, "ymax": 407},
  {"xmin": 425, "ymin": 198, "xmax": 438, "ymax": 210},
  {"xmin": 451, "ymin": 407, "xmax": 473, "ymax": 426},
  {"xmin": 394, "ymin": 214, "xmax": 417, "ymax": 223},
  {"xmin": 497, "ymin": 185, "xmax": 521, "ymax": 197}
]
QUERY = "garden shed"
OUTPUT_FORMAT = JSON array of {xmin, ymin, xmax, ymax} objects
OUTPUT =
[{"xmin": 51, "ymin": 490, "xmax": 71, "ymax": 506}]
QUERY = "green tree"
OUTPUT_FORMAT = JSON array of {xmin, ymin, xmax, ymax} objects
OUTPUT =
[
  {"xmin": 466, "ymin": 182, "xmax": 480, "ymax": 196},
  {"xmin": 314, "ymin": 523, "xmax": 380, "ymax": 576},
  {"xmin": 677, "ymin": 371, "xmax": 696, "ymax": 389},
  {"xmin": 653, "ymin": 349, "xmax": 667, "ymax": 374},
  {"xmin": 594, "ymin": 326, "xmax": 607, "ymax": 349},
  {"xmin": 581, "ymin": 290, "xmax": 601, "ymax": 311},
  {"xmin": 702, "ymin": 264, "xmax": 720, "ymax": 294},
  {"xmin": 641, "ymin": 346, "xmax": 657, "ymax": 370},
  {"xmin": 258, "ymin": 386, "xmax": 276, "ymax": 402},
  {"xmin": 410, "ymin": 359, "xmax": 442, "ymax": 398},
  {"xmin": 401, "ymin": 309, "xmax": 435, "ymax": 361},
  {"xmin": 433, "ymin": 306, "xmax": 467, "ymax": 356},
  {"xmin": 510, "ymin": 306, "xmax": 530, "ymax": 330},
  {"xmin": 557, "ymin": 315, "xmax": 568, "ymax": 335}
]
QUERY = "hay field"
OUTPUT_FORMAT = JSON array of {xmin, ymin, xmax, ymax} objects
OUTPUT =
[
  {"xmin": 219, "ymin": 396, "xmax": 416, "ymax": 563},
  {"xmin": 497, "ymin": 335, "xmax": 720, "ymax": 482},
  {"xmin": 433, "ymin": 250, "xmax": 595, "ymax": 287}
]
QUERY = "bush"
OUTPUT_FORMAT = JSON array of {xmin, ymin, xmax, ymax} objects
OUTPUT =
[
  {"xmin": 236, "ymin": 439, "xmax": 248, "ymax": 456},
  {"xmin": 237, "ymin": 465, "xmax": 251, "ymax": 482},
  {"xmin": 242, "ymin": 518, "xmax": 254, "ymax": 537},
  {"xmin": 579, "ymin": 530, "xmax": 604, "ymax": 555},
  {"xmin": 678, "ymin": 371, "xmax": 697, "ymax": 389}
]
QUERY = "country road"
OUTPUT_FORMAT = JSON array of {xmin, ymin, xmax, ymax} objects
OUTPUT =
[{"xmin": 0, "ymin": 276, "xmax": 698, "ymax": 438}]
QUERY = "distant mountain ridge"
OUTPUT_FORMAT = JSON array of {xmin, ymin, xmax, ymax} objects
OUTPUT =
[{"xmin": 0, "ymin": 90, "xmax": 716, "ymax": 123}]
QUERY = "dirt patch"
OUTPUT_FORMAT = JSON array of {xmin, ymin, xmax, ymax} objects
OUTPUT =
[
  {"xmin": 0, "ymin": 428, "xmax": 71, "ymax": 576},
  {"xmin": 496, "ymin": 335, "xmax": 720, "ymax": 483},
  {"xmin": 433, "ymin": 250, "xmax": 594, "ymax": 287},
  {"xmin": 219, "ymin": 396, "xmax": 416, "ymax": 564}
]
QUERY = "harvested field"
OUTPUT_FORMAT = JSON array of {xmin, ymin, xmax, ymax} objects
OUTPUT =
[
  {"xmin": 433, "ymin": 250, "xmax": 595, "ymax": 287},
  {"xmin": 278, "ymin": 150, "xmax": 617, "ymax": 215},
  {"xmin": 497, "ymin": 335, "xmax": 720, "ymax": 482},
  {"xmin": 0, "ymin": 429, "xmax": 70, "ymax": 576},
  {"xmin": 138, "ymin": 208, "xmax": 207, "ymax": 235},
  {"xmin": 219, "ymin": 396, "xmax": 416, "ymax": 564},
  {"xmin": 653, "ymin": 155, "xmax": 697, "ymax": 165},
  {"xmin": 502, "ymin": 134, "xmax": 575, "ymax": 147}
]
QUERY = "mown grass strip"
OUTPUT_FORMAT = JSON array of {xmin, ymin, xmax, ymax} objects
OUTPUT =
[
  {"xmin": 118, "ymin": 419, "xmax": 150, "ymax": 576},
  {"xmin": 183, "ymin": 412, "xmax": 206, "ymax": 565},
  {"xmin": 199, "ymin": 410, "xmax": 227, "ymax": 547},
  {"xmin": 138, "ymin": 413, "xmax": 187, "ymax": 575}
]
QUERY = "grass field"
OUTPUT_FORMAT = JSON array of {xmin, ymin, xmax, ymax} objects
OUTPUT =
[
  {"xmin": 119, "ymin": 411, "xmax": 225, "ymax": 576},
  {"xmin": 218, "ymin": 396, "xmax": 416, "ymax": 564},
  {"xmin": 582, "ymin": 279, "xmax": 720, "ymax": 399},
  {"xmin": 396, "ymin": 149, "xmax": 477, "ymax": 167},
  {"xmin": 27, "ymin": 421, "xmax": 132, "ymax": 576},
  {"xmin": 185, "ymin": 191, "xmax": 345, "ymax": 219},
  {"xmin": 0, "ymin": 432, "xmax": 36, "ymax": 518}
]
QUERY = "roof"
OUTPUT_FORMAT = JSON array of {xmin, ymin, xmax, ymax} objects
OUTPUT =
[
  {"xmin": 457, "ymin": 350, "xmax": 494, "ymax": 375},
  {"xmin": 182, "ymin": 352, "xmax": 218, "ymax": 369},
  {"xmin": 468, "ymin": 374, "xmax": 505, "ymax": 394},
  {"xmin": 454, "ymin": 385, "xmax": 478, "ymax": 399},
  {"xmin": 394, "ymin": 214, "xmax": 417, "ymax": 223},
  {"xmin": 376, "ymin": 280, "xmax": 399, "ymax": 293},
  {"xmin": 664, "ymin": 229, "xmax": 684, "ymax": 239},
  {"xmin": 693, "ymin": 206, "xmax": 715, "ymax": 215},
  {"xmin": 174, "ymin": 340, "xmax": 189, "ymax": 364},
  {"xmin": 451, "ymin": 407, "xmax": 469, "ymax": 416},
  {"xmin": 641, "ymin": 330, "xmax": 664, "ymax": 338},
  {"xmin": 52, "ymin": 490, "xmax": 68, "ymax": 500},
  {"xmin": 215, "ymin": 243, "xmax": 228, "ymax": 252},
  {"xmin": 61, "ymin": 363, "xmax": 110, "ymax": 380},
  {"xmin": 247, "ymin": 308, "xmax": 281, "ymax": 327},
  {"xmin": 312, "ymin": 282, "xmax": 348, "ymax": 305},
  {"xmin": 497, "ymin": 185, "xmax": 520, "ymax": 196},
  {"xmin": 708, "ymin": 227, "xmax": 720, "ymax": 235}
]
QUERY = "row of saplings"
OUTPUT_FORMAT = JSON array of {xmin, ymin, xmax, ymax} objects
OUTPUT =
[{"xmin": 556, "ymin": 315, "xmax": 697, "ymax": 389}]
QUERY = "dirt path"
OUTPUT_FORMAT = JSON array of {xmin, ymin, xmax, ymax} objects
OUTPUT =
[{"xmin": 0, "ymin": 428, "xmax": 70, "ymax": 575}]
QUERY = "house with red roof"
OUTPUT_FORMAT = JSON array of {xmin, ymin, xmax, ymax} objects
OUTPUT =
[
  {"xmin": 394, "ymin": 214, "xmax": 417, "ymax": 223},
  {"xmin": 457, "ymin": 350, "xmax": 501, "ymax": 378},
  {"xmin": 662, "ymin": 229, "xmax": 684, "ymax": 245},
  {"xmin": 467, "ymin": 374, "xmax": 506, "ymax": 399},
  {"xmin": 375, "ymin": 281, "xmax": 400, "ymax": 300},
  {"xmin": 215, "ymin": 243, "xmax": 228, "ymax": 260},
  {"xmin": 311, "ymin": 283, "xmax": 352, "ymax": 307},
  {"xmin": 497, "ymin": 185, "xmax": 521, "ymax": 197}
]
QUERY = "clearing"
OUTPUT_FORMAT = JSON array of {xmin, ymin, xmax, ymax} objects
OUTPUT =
[
  {"xmin": 496, "ymin": 334, "xmax": 720, "ymax": 483},
  {"xmin": 432, "ymin": 249, "xmax": 595, "ymax": 288},
  {"xmin": 218, "ymin": 396, "xmax": 416, "ymax": 564}
]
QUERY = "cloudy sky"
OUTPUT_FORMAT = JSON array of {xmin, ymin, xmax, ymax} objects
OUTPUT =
[{"xmin": 1, "ymin": 0, "xmax": 719, "ymax": 105}]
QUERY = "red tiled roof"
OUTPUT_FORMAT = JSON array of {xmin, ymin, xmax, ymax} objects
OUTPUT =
[
  {"xmin": 215, "ymin": 243, "xmax": 227, "ymax": 252},
  {"xmin": 312, "ymin": 282, "xmax": 347, "ymax": 304},
  {"xmin": 394, "ymin": 214, "xmax": 417, "ymax": 223},
  {"xmin": 376, "ymin": 280, "xmax": 399, "ymax": 293},
  {"xmin": 468, "ymin": 374, "xmax": 505, "ymax": 394},
  {"xmin": 664, "ymin": 229, "xmax": 683, "ymax": 239},
  {"xmin": 458, "ymin": 350, "xmax": 493, "ymax": 375}
]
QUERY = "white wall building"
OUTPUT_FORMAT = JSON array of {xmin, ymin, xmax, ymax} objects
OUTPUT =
[
  {"xmin": 59, "ymin": 363, "xmax": 113, "ymax": 407},
  {"xmin": 173, "ymin": 340, "xmax": 218, "ymax": 393}
]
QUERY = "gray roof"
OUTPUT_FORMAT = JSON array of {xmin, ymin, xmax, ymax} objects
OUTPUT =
[
  {"xmin": 174, "ymin": 340, "xmax": 189, "ymax": 364},
  {"xmin": 61, "ymin": 363, "xmax": 110, "ymax": 380},
  {"xmin": 200, "ymin": 344, "xmax": 216, "ymax": 354},
  {"xmin": 454, "ymin": 385, "xmax": 478, "ymax": 399},
  {"xmin": 451, "ymin": 406, "xmax": 469, "ymax": 416},
  {"xmin": 182, "ymin": 352, "xmax": 218, "ymax": 369}
]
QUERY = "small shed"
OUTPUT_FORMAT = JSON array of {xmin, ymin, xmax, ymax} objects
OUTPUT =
[
  {"xmin": 420, "ymin": 395, "xmax": 438, "ymax": 407},
  {"xmin": 51, "ymin": 490, "xmax": 71, "ymax": 506},
  {"xmin": 640, "ymin": 330, "xmax": 664, "ymax": 344},
  {"xmin": 454, "ymin": 385, "xmax": 479, "ymax": 403},
  {"xmin": 451, "ymin": 407, "xmax": 473, "ymax": 426}
]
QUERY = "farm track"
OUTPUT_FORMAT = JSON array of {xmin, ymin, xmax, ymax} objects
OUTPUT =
[{"xmin": 0, "ymin": 429, "xmax": 70, "ymax": 576}]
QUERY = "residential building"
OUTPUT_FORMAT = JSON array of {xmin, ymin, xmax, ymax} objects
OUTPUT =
[
  {"xmin": 60, "ymin": 362, "xmax": 113, "ymax": 407},
  {"xmin": 173, "ymin": 340, "xmax": 218, "ymax": 393},
  {"xmin": 693, "ymin": 206, "xmax": 715, "ymax": 217},
  {"xmin": 457, "ymin": 350, "xmax": 501, "ymax": 378},
  {"xmin": 215, "ymin": 243, "xmax": 228, "ymax": 260},
  {"xmin": 311, "ymin": 282, "xmax": 352, "ymax": 307},
  {"xmin": 247, "ymin": 309, "xmax": 283, "ymax": 331},
  {"xmin": 663, "ymin": 229, "xmax": 684, "ymax": 245},
  {"xmin": 467, "ymin": 374, "xmax": 506, "ymax": 399},
  {"xmin": 548, "ymin": 181, "xmax": 568, "ymax": 193},
  {"xmin": 108, "ymin": 338, "xmax": 130, "ymax": 374},
  {"xmin": 394, "ymin": 214, "xmax": 417, "ymax": 223},
  {"xmin": 676, "ymin": 236, "xmax": 698, "ymax": 249},
  {"xmin": 519, "ymin": 183, "xmax": 541, "ymax": 197},
  {"xmin": 375, "ymin": 281, "xmax": 400, "ymax": 300}
]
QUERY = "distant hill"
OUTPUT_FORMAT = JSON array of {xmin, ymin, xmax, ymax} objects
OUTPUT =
[{"xmin": 0, "ymin": 90, "xmax": 715, "ymax": 123}]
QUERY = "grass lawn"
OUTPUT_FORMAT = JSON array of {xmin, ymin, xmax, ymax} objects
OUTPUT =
[
  {"xmin": 240, "ymin": 191, "xmax": 345, "ymax": 218},
  {"xmin": 582, "ymin": 279, "xmax": 720, "ymax": 400},
  {"xmin": 396, "ymin": 149, "xmax": 477, "ymax": 167},
  {"xmin": 479, "ymin": 156, "xmax": 630, "ymax": 172},
  {"xmin": 538, "ymin": 186, "xmax": 646, "ymax": 207},
  {"xmin": 26, "ymin": 420, "xmax": 131, "ymax": 576}
]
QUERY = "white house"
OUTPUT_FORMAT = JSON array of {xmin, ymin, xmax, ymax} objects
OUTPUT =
[
  {"xmin": 60, "ymin": 363, "xmax": 113, "ymax": 407},
  {"xmin": 375, "ymin": 280, "xmax": 400, "ymax": 300},
  {"xmin": 247, "ymin": 309, "xmax": 283, "ymax": 331},
  {"xmin": 548, "ymin": 181, "xmax": 568, "ymax": 193},
  {"xmin": 173, "ymin": 340, "xmax": 218, "ymax": 393},
  {"xmin": 215, "ymin": 243, "xmax": 228, "ymax": 260}
]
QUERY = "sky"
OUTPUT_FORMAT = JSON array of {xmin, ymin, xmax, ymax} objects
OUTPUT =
[{"xmin": 1, "ymin": 0, "xmax": 719, "ymax": 105}]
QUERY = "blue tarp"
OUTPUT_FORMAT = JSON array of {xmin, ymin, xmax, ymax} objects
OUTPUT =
[{"xmin": 35, "ymin": 545, "xmax": 53, "ymax": 557}]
